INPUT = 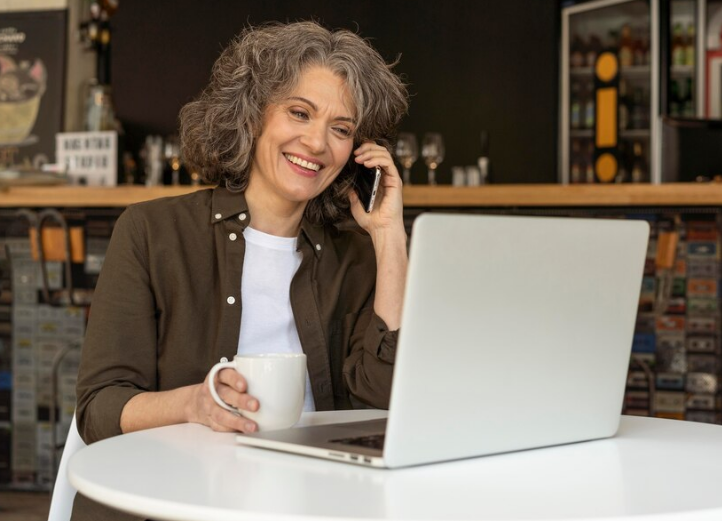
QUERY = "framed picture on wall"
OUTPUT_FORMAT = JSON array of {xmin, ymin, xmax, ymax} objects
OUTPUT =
[{"xmin": 0, "ymin": 9, "xmax": 67, "ymax": 171}]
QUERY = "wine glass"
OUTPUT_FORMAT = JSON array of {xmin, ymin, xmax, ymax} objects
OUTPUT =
[
  {"xmin": 394, "ymin": 132, "xmax": 418, "ymax": 185},
  {"xmin": 421, "ymin": 133, "xmax": 445, "ymax": 185}
]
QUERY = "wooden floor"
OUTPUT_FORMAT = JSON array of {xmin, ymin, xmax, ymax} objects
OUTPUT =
[{"xmin": 0, "ymin": 491, "xmax": 51, "ymax": 521}]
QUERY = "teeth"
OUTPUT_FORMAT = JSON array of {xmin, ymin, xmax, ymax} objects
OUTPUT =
[{"xmin": 285, "ymin": 154, "xmax": 321, "ymax": 172}]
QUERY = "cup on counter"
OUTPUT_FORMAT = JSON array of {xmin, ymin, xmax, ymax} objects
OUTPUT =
[
  {"xmin": 208, "ymin": 353, "xmax": 306, "ymax": 431},
  {"xmin": 466, "ymin": 166, "xmax": 481, "ymax": 186},
  {"xmin": 451, "ymin": 166, "xmax": 466, "ymax": 187}
]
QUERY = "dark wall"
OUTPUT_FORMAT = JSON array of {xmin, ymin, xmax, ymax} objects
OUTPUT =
[{"xmin": 112, "ymin": 0, "xmax": 561, "ymax": 184}]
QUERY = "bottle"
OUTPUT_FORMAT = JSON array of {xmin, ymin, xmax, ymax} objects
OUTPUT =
[
  {"xmin": 570, "ymin": 82, "xmax": 582, "ymax": 130},
  {"xmin": 583, "ymin": 81, "xmax": 595, "ymax": 130},
  {"xmin": 570, "ymin": 34, "xmax": 585, "ymax": 69},
  {"xmin": 477, "ymin": 130, "xmax": 491, "ymax": 184},
  {"xmin": 631, "ymin": 142, "xmax": 646, "ymax": 183},
  {"xmin": 616, "ymin": 141, "xmax": 628, "ymax": 183},
  {"xmin": 631, "ymin": 87, "xmax": 646, "ymax": 129},
  {"xmin": 633, "ymin": 27, "xmax": 645, "ymax": 66},
  {"xmin": 642, "ymin": 28, "xmax": 651, "ymax": 65},
  {"xmin": 586, "ymin": 35, "xmax": 601, "ymax": 68},
  {"xmin": 672, "ymin": 23, "xmax": 685, "ymax": 66},
  {"xmin": 584, "ymin": 141, "xmax": 595, "ymax": 183},
  {"xmin": 619, "ymin": 24, "xmax": 634, "ymax": 67},
  {"xmin": 618, "ymin": 78, "xmax": 630, "ymax": 130},
  {"xmin": 570, "ymin": 139, "xmax": 582, "ymax": 184},
  {"xmin": 685, "ymin": 23, "xmax": 695, "ymax": 67}
]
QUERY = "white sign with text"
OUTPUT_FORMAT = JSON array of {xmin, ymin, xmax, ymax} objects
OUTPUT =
[{"xmin": 56, "ymin": 131, "xmax": 117, "ymax": 186}]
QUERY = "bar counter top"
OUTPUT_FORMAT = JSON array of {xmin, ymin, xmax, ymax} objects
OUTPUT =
[{"xmin": 2, "ymin": 183, "xmax": 722, "ymax": 208}]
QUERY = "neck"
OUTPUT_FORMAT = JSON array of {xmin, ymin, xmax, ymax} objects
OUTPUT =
[{"xmin": 244, "ymin": 178, "xmax": 306, "ymax": 238}]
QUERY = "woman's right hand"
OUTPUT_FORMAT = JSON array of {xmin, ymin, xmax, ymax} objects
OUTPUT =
[{"xmin": 187, "ymin": 368, "xmax": 260, "ymax": 433}]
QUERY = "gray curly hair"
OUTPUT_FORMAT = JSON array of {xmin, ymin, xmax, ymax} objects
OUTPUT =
[{"xmin": 179, "ymin": 21, "xmax": 409, "ymax": 225}]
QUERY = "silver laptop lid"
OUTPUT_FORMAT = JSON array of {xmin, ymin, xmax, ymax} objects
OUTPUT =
[{"xmin": 384, "ymin": 213, "xmax": 649, "ymax": 468}]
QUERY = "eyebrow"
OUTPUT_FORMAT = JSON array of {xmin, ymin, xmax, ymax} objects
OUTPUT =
[{"xmin": 286, "ymin": 96, "xmax": 357, "ymax": 124}]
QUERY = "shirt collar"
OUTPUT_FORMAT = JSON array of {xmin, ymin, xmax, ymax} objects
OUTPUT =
[{"xmin": 211, "ymin": 186, "xmax": 325, "ymax": 257}]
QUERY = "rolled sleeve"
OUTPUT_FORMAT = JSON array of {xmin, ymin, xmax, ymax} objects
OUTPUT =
[
  {"xmin": 76, "ymin": 207, "xmax": 158, "ymax": 444},
  {"xmin": 342, "ymin": 301, "xmax": 397, "ymax": 409},
  {"xmin": 363, "ymin": 312, "xmax": 398, "ymax": 364}
]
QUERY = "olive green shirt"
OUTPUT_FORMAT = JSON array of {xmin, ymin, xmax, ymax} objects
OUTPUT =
[{"xmin": 72, "ymin": 186, "xmax": 397, "ymax": 520}]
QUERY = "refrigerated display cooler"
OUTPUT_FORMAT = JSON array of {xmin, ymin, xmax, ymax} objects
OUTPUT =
[{"xmin": 560, "ymin": 0, "xmax": 718, "ymax": 184}]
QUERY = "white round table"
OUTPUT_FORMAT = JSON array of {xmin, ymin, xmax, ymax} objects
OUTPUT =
[{"xmin": 68, "ymin": 412, "xmax": 722, "ymax": 521}]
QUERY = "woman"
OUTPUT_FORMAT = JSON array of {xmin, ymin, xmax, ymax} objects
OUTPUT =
[{"xmin": 75, "ymin": 19, "xmax": 408, "ymax": 464}]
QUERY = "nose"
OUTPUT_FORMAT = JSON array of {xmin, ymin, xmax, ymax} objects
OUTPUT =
[{"xmin": 299, "ymin": 122, "xmax": 326, "ymax": 155}]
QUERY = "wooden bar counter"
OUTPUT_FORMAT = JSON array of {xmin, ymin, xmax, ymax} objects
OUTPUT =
[{"xmin": 2, "ymin": 183, "xmax": 722, "ymax": 208}]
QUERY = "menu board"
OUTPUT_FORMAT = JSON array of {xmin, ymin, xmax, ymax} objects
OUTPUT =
[{"xmin": 0, "ymin": 9, "xmax": 66, "ymax": 170}]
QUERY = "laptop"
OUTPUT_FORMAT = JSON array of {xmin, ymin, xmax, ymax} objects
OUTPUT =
[{"xmin": 236, "ymin": 213, "xmax": 649, "ymax": 468}]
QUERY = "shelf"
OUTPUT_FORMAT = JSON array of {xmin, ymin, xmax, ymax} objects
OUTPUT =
[
  {"xmin": 620, "ymin": 65, "xmax": 651, "ymax": 77},
  {"xmin": 671, "ymin": 65, "xmax": 694, "ymax": 77},
  {"xmin": 570, "ymin": 129, "xmax": 593, "ymax": 137},
  {"xmin": 4, "ymin": 184, "xmax": 722, "ymax": 208},
  {"xmin": 570, "ymin": 129, "xmax": 650, "ymax": 139},
  {"xmin": 402, "ymin": 184, "xmax": 722, "ymax": 207},
  {"xmin": 620, "ymin": 129, "xmax": 651, "ymax": 138}
]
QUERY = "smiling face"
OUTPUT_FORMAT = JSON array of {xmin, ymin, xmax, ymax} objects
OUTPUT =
[{"xmin": 246, "ymin": 66, "xmax": 356, "ymax": 217}]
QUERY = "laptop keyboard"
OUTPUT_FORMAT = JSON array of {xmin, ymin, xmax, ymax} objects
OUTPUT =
[{"xmin": 331, "ymin": 433, "xmax": 385, "ymax": 450}]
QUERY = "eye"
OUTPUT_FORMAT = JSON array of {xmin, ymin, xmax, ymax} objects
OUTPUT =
[
  {"xmin": 333, "ymin": 126, "xmax": 353, "ymax": 137},
  {"xmin": 290, "ymin": 109, "xmax": 309, "ymax": 120}
]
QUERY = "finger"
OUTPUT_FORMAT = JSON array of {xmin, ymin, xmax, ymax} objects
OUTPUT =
[
  {"xmin": 348, "ymin": 190, "xmax": 368, "ymax": 223},
  {"xmin": 216, "ymin": 386, "xmax": 260, "ymax": 413},
  {"xmin": 354, "ymin": 146, "xmax": 392, "ymax": 163},
  {"xmin": 353, "ymin": 140, "xmax": 381, "ymax": 155},
  {"xmin": 210, "ymin": 407, "xmax": 258, "ymax": 433},
  {"xmin": 216, "ymin": 368, "xmax": 247, "ymax": 393}
]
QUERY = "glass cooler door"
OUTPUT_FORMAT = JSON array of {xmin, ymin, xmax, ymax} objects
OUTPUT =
[{"xmin": 561, "ymin": 0, "xmax": 661, "ymax": 184}]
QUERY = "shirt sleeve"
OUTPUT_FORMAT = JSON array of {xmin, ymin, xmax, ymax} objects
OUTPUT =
[
  {"xmin": 75, "ymin": 207, "xmax": 158, "ymax": 444},
  {"xmin": 342, "ymin": 291, "xmax": 398, "ymax": 410}
]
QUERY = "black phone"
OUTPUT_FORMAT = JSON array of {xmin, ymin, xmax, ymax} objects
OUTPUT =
[{"xmin": 353, "ymin": 164, "xmax": 382, "ymax": 213}]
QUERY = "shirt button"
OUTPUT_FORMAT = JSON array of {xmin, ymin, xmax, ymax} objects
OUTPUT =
[
  {"xmin": 239, "ymin": 213, "xmax": 247, "ymax": 221},
  {"xmin": 229, "ymin": 233, "xmax": 237, "ymax": 241},
  {"xmin": 315, "ymin": 244, "xmax": 322, "ymax": 251},
  {"xmin": 227, "ymin": 296, "xmax": 236, "ymax": 305},
  {"xmin": 214, "ymin": 213, "xmax": 222, "ymax": 220}
]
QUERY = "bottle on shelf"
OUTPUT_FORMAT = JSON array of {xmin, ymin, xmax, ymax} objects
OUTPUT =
[
  {"xmin": 619, "ymin": 78, "xmax": 630, "ymax": 130},
  {"xmin": 633, "ymin": 26, "xmax": 645, "ymax": 66},
  {"xmin": 642, "ymin": 27, "xmax": 651, "ymax": 65},
  {"xmin": 583, "ymin": 80, "xmax": 595, "ymax": 130},
  {"xmin": 570, "ymin": 81, "xmax": 582, "ymax": 130},
  {"xmin": 81, "ymin": 1, "xmax": 118, "ymax": 132},
  {"xmin": 616, "ymin": 141, "xmax": 628, "ymax": 183},
  {"xmin": 631, "ymin": 141, "xmax": 647, "ymax": 183},
  {"xmin": 586, "ymin": 35, "xmax": 602, "ymax": 68},
  {"xmin": 631, "ymin": 87, "xmax": 646, "ymax": 129},
  {"xmin": 685, "ymin": 23, "xmax": 695, "ymax": 67},
  {"xmin": 672, "ymin": 23, "xmax": 685, "ymax": 67},
  {"xmin": 570, "ymin": 139, "xmax": 582, "ymax": 184},
  {"xmin": 477, "ymin": 130, "xmax": 491, "ymax": 184},
  {"xmin": 619, "ymin": 24, "xmax": 634, "ymax": 67},
  {"xmin": 584, "ymin": 141, "xmax": 595, "ymax": 184},
  {"xmin": 570, "ymin": 34, "xmax": 586, "ymax": 69}
]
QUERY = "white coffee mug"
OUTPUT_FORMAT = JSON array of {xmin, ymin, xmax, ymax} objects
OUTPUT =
[{"xmin": 208, "ymin": 353, "xmax": 307, "ymax": 431}]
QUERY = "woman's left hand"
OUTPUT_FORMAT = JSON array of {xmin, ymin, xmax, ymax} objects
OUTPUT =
[{"xmin": 349, "ymin": 142, "xmax": 405, "ymax": 239}]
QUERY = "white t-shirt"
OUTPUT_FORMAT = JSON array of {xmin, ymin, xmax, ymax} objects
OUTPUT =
[{"xmin": 237, "ymin": 226, "xmax": 315, "ymax": 412}]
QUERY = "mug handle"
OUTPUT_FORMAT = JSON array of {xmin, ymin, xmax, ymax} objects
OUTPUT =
[{"xmin": 207, "ymin": 360, "xmax": 238, "ymax": 413}]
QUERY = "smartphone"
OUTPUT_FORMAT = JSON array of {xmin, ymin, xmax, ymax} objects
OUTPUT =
[{"xmin": 353, "ymin": 165, "xmax": 382, "ymax": 213}]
